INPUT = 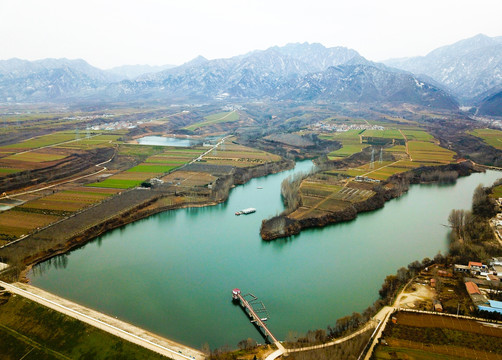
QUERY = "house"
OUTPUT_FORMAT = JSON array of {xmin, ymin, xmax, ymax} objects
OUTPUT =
[
  {"xmin": 493, "ymin": 265, "xmax": 502, "ymax": 278},
  {"xmin": 465, "ymin": 281, "xmax": 481, "ymax": 295},
  {"xmin": 468, "ymin": 261, "xmax": 486, "ymax": 275},
  {"xmin": 437, "ymin": 270, "xmax": 453, "ymax": 278},
  {"xmin": 433, "ymin": 299, "xmax": 443, "ymax": 312},
  {"xmin": 478, "ymin": 300, "xmax": 502, "ymax": 315},
  {"xmin": 490, "ymin": 257, "xmax": 502, "ymax": 267},
  {"xmin": 487, "ymin": 273, "xmax": 500, "ymax": 283},
  {"xmin": 454, "ymin": 264, "xmax": 470, "ymax": 273}
]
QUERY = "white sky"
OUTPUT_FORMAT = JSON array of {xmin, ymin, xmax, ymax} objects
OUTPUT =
[{"xmin": 1, "ymin": 0, "xmax": 501, "ymax": 69}]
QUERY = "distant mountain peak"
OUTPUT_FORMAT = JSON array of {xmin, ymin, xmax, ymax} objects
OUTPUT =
[
  {"xmin": 383, "ymin": 34, "xmax": 502, "ymax": 101},
  {"xmin": 183, "ymin": 55, "xmax": 208, "ymax": 67}
]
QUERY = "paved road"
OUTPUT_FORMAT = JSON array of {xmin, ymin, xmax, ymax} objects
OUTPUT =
[{"xmin": 0, "ymin": 281, "xmax": 205, "ymax": 360}]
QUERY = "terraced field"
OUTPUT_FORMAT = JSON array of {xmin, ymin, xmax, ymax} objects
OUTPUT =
[
  {"xmin": 289, "ymin": 178, "xmax": 375, "ymax": 220},
  {"xmin": 320, "ymin": 130, "xmax": 369, "ymax": 160},
  {"xmin": 0, "ymin": 211, "xmax": 61, "ymax": 245},
  {"xmin": 184, "ymin": 111, "xmax": 239, "ymax": 131},
  {"xmin": 0, "ymin": 187, "xmax": 121, "ymax": 244},
  {"xmin": 56, "ymin": 134, "xmax": 121, "ymax": 150},
  {"xmin": 203, "ymin": 143, "xmax": 281, "ymax": 167},
  {"xmin": 401, "ymin": 129, "xmax": 434, "ymax": 141},
  {"xmin": 469, "ymin": 128, "xmax": 502, "ymax": 150},
  {"xmin": 408, "ymin": 140, "xmax": 455, "ymax": 163},
  {"xmin": 0, "ymin": 132, "xmax": 77, "ymax": 150},
  {"xmin": 363, "ymin": 129, "xmax": 403, "ymax": 139}
]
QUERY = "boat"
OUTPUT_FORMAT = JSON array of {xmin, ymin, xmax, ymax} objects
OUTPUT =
[
  {"xmin": 235, "ymin": 208, "xmax": 256, "ymax": 215},
  {"xmin": 257, "ymin": 186, "xmax": 263, "ymax": 189}
]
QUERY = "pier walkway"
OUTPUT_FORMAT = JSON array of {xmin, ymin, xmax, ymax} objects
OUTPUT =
[{"xmin": 232, "ymin": 289, "xmax": 285, "ymax": 353}]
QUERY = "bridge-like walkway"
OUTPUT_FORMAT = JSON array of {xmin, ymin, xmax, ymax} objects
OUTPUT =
[{"xmin": 232, "ymin": 289, "xmax": 285, "ymax": 352}]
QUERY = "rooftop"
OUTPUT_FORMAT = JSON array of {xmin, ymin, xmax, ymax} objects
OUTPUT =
[
  {"xmin": 465, "ymin": 281, "xmax": 481, "ymax": 295},
  {"xmin": 468, "ymin": 261, "xmax": 483, "ymax": 268}
]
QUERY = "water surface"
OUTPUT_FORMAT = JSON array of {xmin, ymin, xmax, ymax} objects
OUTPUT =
[
  {"xmin": 137, "ymin": 136, "xmax": 201, "ymax": 147},
  {"xmin": 30, "ymin": 163, "xmax": 501, "ymax": 348}
]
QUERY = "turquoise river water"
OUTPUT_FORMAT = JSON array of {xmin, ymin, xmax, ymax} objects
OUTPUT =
[{"xmin": 30, "ymin": 161, "xmax": 501, "ymax": 349}]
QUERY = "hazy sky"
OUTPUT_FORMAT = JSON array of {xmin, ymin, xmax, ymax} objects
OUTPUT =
[{"xmin": 1, "ymin": 0, "xmax": 501, "ymax": 69}]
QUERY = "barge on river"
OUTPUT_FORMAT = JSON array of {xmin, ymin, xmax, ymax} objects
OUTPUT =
[{"xmin": 235, "ymin": 208, "xmax": 256, "ymax": 216}]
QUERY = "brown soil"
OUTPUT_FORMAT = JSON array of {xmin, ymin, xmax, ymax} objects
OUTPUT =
[{"xmin": 0, "ymin": 147, "xmax": 115, "ymax": 193}]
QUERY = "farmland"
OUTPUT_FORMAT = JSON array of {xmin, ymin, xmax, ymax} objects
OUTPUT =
[
  {"xmin": 326, "ymin": 129, "xmax": 455, "ymax": 182},
  {"xmin": 87, "ymin": 146, "xmax": 206, "ymax": 189},
  {"xmin": 372, "ymin": 311, "xmax": 502, "ymax": 360},
  {"xmin": 469, "ymin": 128, "xmax": 502, "ymax": 150},
  {"xmin": 289, "ymin": 176, "xmax": 375, "ymax": 220},
  {"xmin": 261, "ymin": 125, "xmax": 463, "ymax": 240},
  {"xmin": 0, "ymin": 127, "xmax": 284, "ymax": 248},
  {"xmin": 184, "ymin": 111, "xmax": 239, "ymax": 131},
  {"xmin": 203, "ymin": 142, "xmax": 281, "ymax": 167},
  {"xmin": 0, "ymin": 187, "xmax": 121, "ymax": 245},
  {"xmin": 0, "ymin": 132, "xmax": 77, "ymax": 150},
  {"xmin": 320, "ymin": 130, "xmax": 369, "ymax": 160},
  {"xmin": 492, "ymin": 184, "xmax": 502, "ymax": 199}
]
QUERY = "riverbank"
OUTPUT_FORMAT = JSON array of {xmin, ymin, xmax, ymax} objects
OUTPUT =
[
  {"xmin": 1, "ymin": 158, "xmax": 293, "ymax": 281},
  {"xmin": 261, "ymin": 161, "xmax": 485, "ymax": 240},
  {"xmin": 27, "ymin": 161, "xmax": 500, "ymax": 349}
]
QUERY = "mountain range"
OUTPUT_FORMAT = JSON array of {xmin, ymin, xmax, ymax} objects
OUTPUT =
[
  {"xmin": 1, "ymin": 34, "xmax": 501, "ymax": 113},
  {"xmin": 384, "ymin": 34, "xmax": 502, "ymax": 104}
]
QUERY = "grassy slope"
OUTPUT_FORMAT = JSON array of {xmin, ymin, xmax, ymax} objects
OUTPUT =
[
  {"xmin": 0, "ymin": 293, "xmax": 169, "ymax": 360},
  {"xmin": 184, "ymin": 111, "xmax": 239, "ymax": 131}
]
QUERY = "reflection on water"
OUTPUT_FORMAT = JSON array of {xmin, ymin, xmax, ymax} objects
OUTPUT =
[
  {"xmin": 30, "ymin": 164, "xmax": 501, "ymax": 349},
  {"xmin": 137, "ymin": 136, "xmax": 204, "ymax": 147},
  {"xmin": 32, "ymin": 254, "xmax": 69, "ymax": 276}
]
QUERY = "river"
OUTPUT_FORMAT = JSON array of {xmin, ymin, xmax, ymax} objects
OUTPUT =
[{"xmin": 29, "ymin": 161, "xmax": 501, "ymax": 349}]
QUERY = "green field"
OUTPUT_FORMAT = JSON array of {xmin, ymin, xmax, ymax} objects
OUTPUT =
[
  {"xmin": 0, "ymin": 168, "xmax": 21, "ymax": 174},
  {"xmin": 0, "ymin": 132, "xmax": 77, "ymax": 150},
  {"xmin": 87, "ymin": 146, "xmax": 204, "ymax": 189},
  {"xmin": 0, "ymin": 293, "xmax": 168, "ymax": 360},
  {"xmin": 491, "ymin": 185, "xmax": 502, "ymax": 199},
  {"xmin": 321, "ymin": 130, "xmax": 369, "ymax": 159},
  {"xmin": 184, "ymin": 111, "xmax": 239, "ymax": 131},
  {"xmin": 87, "ymin": 178, "xmax": 143, "ymax": 189},
  {"xmin": 363, "ymin": 129, "xmax": 403, "ymax": 139},
  {"xmin": 118, "ymin": 144, "xmax": 165, "ymax": 158},
  {"xmin": 401, "ymin": 129, "xmax": 434, "ymax": 141},
  {"xmin": 469, "ymin": 128, "xmax": 502, "ymax": 150},
  {"xmin": 408, "ymin": 141, "xmax": 455, "ymax": 163},
  {"xmin": 5, "ymin": 152, "xmax": 67, "ymax": 162},
  {"xmin": 57, "ymin": 134, "xmax": 121, "ymax": 149},
  {"xmin": 126, "ymin": 164, "xmax": 178, "ymax": 173}
]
